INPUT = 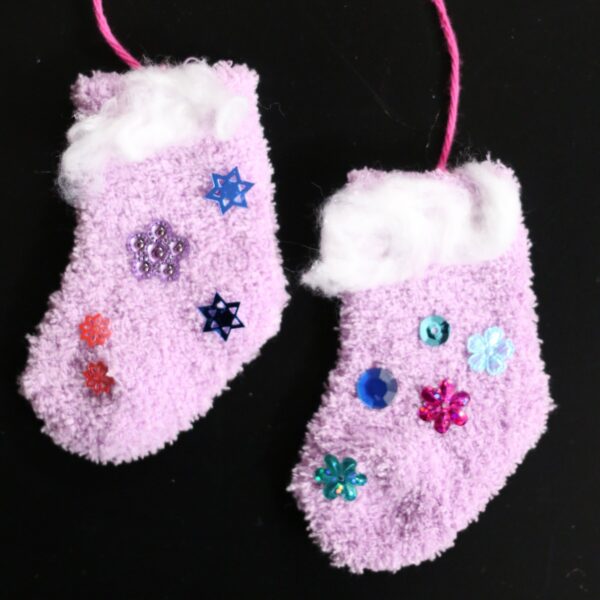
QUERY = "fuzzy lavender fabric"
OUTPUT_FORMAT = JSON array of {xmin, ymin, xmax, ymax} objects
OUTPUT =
[
  {"xmin": 289, "ymin": 165, "xmax": 552, "ymax": 573},
  {"xmin": 20, "ymin": 62, "xmax": 288, "ymax": 464}
]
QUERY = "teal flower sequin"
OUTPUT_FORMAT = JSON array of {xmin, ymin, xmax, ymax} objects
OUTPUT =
[
  {"xmin": 467, "ymin": 326, "xmax": 515, "ymax": 376},
  {"xmin": 314, "ymin": 454, "xmax": 367, "ymax": 501}
]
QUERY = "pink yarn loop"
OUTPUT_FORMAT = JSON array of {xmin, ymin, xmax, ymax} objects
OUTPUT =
[
  {"xmin": 431, "ymin": 0, "xmax": 461, "ymax": 170},
  {"xmin": 90, "ymin": 0, "xmax": 460, "ymax": 159},
  {"xmin": 92, "ymin": 0, "xmax": 141, "ymax": 69}
]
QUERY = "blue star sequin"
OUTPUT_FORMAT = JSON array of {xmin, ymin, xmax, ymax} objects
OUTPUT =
[
  {"xmin": 198, "ymin": 293, "xmax": 245, "ymax": 341},
  {"xmin": 204, "ymin": 167, "xmax": 254, "ymax": 214}
]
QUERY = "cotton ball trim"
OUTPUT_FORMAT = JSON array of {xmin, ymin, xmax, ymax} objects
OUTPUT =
[
  {"xmin": 302, "ymin": 160, "xmax": 522, "ymax": 296},
  {"xmin": 60, "ymin": 60, "xmax": 249, "ymax": 205}
]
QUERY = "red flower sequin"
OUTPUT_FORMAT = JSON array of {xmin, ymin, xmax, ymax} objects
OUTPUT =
[
  {"xmin": 79, "ymin": 314, "xmax": 111, "ymax": 348},
  {"xmin": 418, "ymin": 379, "xmax": 470, "ymax": 434},
  {"xmin": 83, "ymin": 361, "xmax": 115, "ymax": 396}
]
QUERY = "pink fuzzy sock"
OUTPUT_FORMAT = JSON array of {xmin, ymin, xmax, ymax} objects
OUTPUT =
[
  {"xmin": 20, "ymin": 61, "xmax": 288, "ymax": 463},
  {"xmin": 289, "ymin": 160, "xmax": 553, "ymax": 572}
]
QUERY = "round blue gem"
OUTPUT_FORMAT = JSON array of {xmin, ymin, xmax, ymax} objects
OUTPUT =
[
  {"xmin": 419, "ymin": 315, "xmax": 450, "ymax": 346},
  {"xmin": 356, "ymin": 368, "xmax": 398, "ymax": 409}
]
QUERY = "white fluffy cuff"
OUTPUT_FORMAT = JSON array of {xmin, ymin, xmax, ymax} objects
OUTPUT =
[
  {"xmin": 60, "ymin": 60, "xmax": 250, "ymax": 205},
  {"xmin": 302, "ymin": 160, "xmax": 522, "ymax": 296}
]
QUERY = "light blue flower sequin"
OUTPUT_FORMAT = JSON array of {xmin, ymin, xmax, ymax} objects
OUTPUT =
[{"xmin": 467, "ymin": 326, "xmax": 515, "ymax": 376}]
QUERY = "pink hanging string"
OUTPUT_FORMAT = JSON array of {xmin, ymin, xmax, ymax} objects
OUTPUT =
[
  {"xmin": 431, "ymin": 0, "xmax": 461, "ymax": 170},
  {"xmin": 91, "ymin": 0, "xmax": 459, "ymax": 161},
  {"xmin": 92, "ymin": 0, "xmax": 141, "ymax": 69}
]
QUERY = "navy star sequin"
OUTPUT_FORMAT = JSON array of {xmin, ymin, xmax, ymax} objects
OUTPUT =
[
  {"xmin": 198, "ymin": 293, "xmax": 245, "ymax": 341},
  {"xmin": 204, "ymin": 167, "xmax": 254, "ymax": 214}
]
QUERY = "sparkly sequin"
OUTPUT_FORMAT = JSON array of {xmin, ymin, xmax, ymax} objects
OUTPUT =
[
  {"xmin": 356, "ymin": 368, "xmax": 397, "ymax": 409},
  {"xmin": 83, "ymin": 361, "xmax": 115, "ymax": 396},
  {"xmin": 127, "ymin": 220, "xmax": 189, "ymax": 282},
  {"xmin": 419, "ymin": 315, "xmax": 450, "ymax": 346},
  {"xmin": 467, "ymin": 326, "xmax": 514, "ymax": 376},
  {"xmin": 314, "ymin": 454, "xmax": 367, "ymax": 501},
  {"xmin": 198, "ymin": 293, "xmax": 245, "ymax": 341},
  {"xmin": 205, "ymin": 167, "xmax": 254, "ymax": 214},
  {"xmin": 418, "ymin": 379, "xmax": 470, "ymax": 434},
  {"xmin": 78, "ymin": 313, "xmax": 111, "ymax": 348}
]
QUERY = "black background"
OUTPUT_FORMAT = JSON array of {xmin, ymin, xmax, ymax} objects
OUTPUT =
[{"xmin": 1, "ymin": 1, "xmax": 599, "ymax": 598}]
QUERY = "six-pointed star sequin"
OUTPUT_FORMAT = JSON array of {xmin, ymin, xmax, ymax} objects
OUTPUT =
[
  {"xmin": 198, "ymin": 293, "xmax": 245, "ymax": 341},
  {"xmin": 204, "ymin": 167, "xmax": 254, "ymax": 214}
]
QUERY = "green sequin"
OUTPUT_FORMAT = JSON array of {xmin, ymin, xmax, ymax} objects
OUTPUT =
[
  {"xmin": 419, "ymin": 315, "xmax": 450, "ymax": 346},
  {"xmin": 314, "ymin": 454, "xmax": 367, "ymax": 502}
]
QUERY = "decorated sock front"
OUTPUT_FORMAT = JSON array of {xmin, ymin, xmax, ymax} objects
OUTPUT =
[
  {"xmin": 288, "ymin": 160, "xmax": 553, "ymax": 572},
  {"xmin": 20, "ymin": 61, "xmax": 288, "ymax": 463}
]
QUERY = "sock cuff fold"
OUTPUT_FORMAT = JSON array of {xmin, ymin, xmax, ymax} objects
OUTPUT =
[{"xmin": 302, "ymin": 160, "xmax": 522, "ymax": 296}]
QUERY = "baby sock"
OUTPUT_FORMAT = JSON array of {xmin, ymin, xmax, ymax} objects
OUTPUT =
[
  {"xmin": 21, "ymin": 60, "xmax": 288, "ymax": 463},
  {"xmin": 289, "ymin": 160, "xmax": 552, "ymax": 572}
]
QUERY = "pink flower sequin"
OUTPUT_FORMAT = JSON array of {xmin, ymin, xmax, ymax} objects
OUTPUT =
[{"xmin": 418, "ymin": 379, "xmax": 470, "ymax": 434}]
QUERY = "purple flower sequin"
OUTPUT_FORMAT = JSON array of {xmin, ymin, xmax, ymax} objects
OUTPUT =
[{"xmin": 127, "ymin": 220, "xmax": 189, "ymax": 282}]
